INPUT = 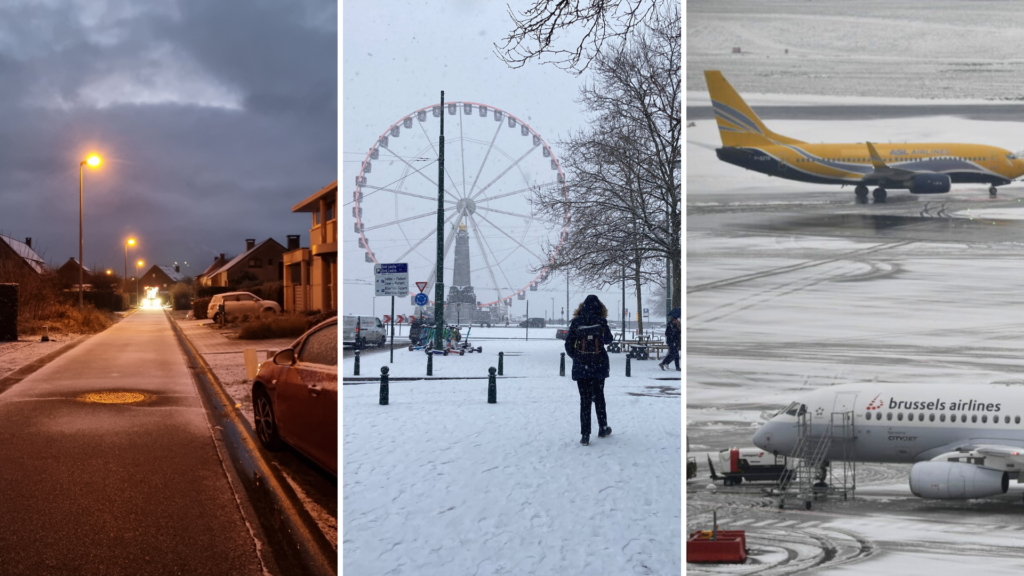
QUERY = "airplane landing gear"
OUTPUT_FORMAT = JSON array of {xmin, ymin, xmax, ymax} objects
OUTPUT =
[
  {"xmin": 872, "ymin": 187, "xmax": 887, "ymax": 201},
  {"xmin": 989, "ymin": 185, "xmax": 998, "ymax": 196},
  {"xmin": 855, "ymin": 184, "xmax": 869, "ymax": 199}
]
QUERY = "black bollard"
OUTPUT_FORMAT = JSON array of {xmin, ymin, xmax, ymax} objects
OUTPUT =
[
  {"xmin": 427, "ymin": 351, "xmax": 433, "ymax": 376},
  {"xmin": 487, "ymin": 367, "xmax": 497, "ymax": 404},
  {"xmin": 626, "ymin": 355, "xmax": 631, "ymax": 377},
  {"xmin": 498, "ymin": 351, "xmax": 504, "ymax": 376},
  {"xmin": 354, "ymin": 349, "xmax": 360, "ymax": 376},
  {"xmin": 379, "ymin": 366, "xmax": 389, "ymax": 405},
  {"xmin": 560, "ymin": 352, "xmax": 565, "ymax": 377}
]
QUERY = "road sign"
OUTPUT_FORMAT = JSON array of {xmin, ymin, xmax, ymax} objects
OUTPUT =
[
  {"xmin": 414, "ymin": 292, "xmax": 429, "ymax": 306},
  {"xmin": 643, "ymin": 307, "xmax": 649, "ymax": 317},
  {"xmin": 397, "ymin": 315, "xmax": 405, "ymax": 324},
  {"xmin": 384, "ymin": 315, "xmax": 391, "ymax": 323},
  {"xmin": 375, "ymin": 262, "xmax": 409, "ymax": 296},
  {"xmin": 416, "ymin": 281, "xmax": 428, "ymax": 292}
]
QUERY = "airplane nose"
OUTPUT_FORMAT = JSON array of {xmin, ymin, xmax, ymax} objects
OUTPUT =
[{"xmin": 753, "ymin": 423, "xmax": 770, "ymax": 450}]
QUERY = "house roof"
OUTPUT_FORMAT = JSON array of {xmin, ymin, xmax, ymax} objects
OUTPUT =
[
  {"xmin": 208, "ymin": 238, "xmax": 284, "ymax": 277},
  {"xmin": 292, "ymin": 180, "xmax": 338, "ymax": 213},
  {"xmin": 156, "ymin": 265, "xmax": 185, "ymax": 283},
  {"xmin": 201, "ymin": 255, "xmax": 228, "ymax": 277},
  {"xmin": 0, "ymin": 234, "xmax": 45, "ymax": 274},
  {"xmin": 61, "ymin": 257, "xmax": 93, "ymax": 275}
]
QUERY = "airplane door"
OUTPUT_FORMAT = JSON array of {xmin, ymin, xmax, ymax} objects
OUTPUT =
[{"xmin": 833, "ymin": 392, "xmax": 858, "ymax": 414}]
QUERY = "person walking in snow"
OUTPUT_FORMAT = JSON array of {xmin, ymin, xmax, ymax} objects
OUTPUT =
[
  {"xmin": 659, "ymin": 308, "xmax": 681, "ymax": 371},
  {"xmin": 564, "ymin": 294, "xmax": 615, "ymax": 446}
]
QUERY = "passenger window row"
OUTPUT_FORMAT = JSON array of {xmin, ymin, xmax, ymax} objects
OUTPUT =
[{"xmin": 864, "ymin": 411, "xmax": 1021, "ymax": 425}]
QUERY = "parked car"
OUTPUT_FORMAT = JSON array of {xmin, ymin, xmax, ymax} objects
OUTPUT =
[
  {"xmin": 518, "ymin": 317, "xmax": 546, "ymax": 328},
  {"xmin": 251, "ymin": 317, "xmax": 337, "ymax": 475},
  {"xmin": 341, "ymin": 315, "xmax": 387, "ymax": 348},
  {"xmin": 555, "ymin": 328, "xmax": 569, "ymax": 340},
  {"xmin": 208, "ymin": 291, "xmax": 281, "ymax": 322}
]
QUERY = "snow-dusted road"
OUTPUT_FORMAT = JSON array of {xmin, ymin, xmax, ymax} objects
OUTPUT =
[{"xmin": 344, "ymin": 338, "xmax": 681, "ymax": 575}]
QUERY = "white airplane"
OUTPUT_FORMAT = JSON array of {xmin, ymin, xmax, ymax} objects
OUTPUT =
[{"xmin": 753, "ymin": 383, "xmax": 1024, "ymax": 501}]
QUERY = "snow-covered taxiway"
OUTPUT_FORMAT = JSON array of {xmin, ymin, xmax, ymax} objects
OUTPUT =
[{"xmin": 688, "ymin": 105, "xmax": 1024, "ymax": 574}]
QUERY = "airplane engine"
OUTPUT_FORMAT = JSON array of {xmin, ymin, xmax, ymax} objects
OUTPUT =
[
  {"xmin": 907, "ymin": 173, "xmax": 951, "ymax": 194},
  {"xmin": 909, "ymin": 461, "xmax": 1009, "ymax": 499}
]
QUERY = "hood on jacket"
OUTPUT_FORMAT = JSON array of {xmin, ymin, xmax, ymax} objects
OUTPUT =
[
  {"xmin": 670, "ymin": 307, "xmax": 680, "ymax": 319},
  {"xmin": 573, "ymin": 294, "xmax": 607, "ymax": 319}
]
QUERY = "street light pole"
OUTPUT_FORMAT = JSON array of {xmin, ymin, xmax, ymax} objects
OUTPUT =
[
  {"xmin": 136, "ymin": 260, "xmax": 143, "ymax": 307},
  {"xmin": 78, "ymin": 154, "xmax": 101, "ymax": 308},
  {"xmin": 124, "ymin": 238, "xmax": 135, "ymax": 295}
]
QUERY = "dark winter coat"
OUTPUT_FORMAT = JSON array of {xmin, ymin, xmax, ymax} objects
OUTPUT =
[
  {"xmin": 666, "ymin": 320, "xmax": 680, "ymax": 350},
  {"xmin": 564, "ymin": 296, "xmax": 615, "ymax": 381}
]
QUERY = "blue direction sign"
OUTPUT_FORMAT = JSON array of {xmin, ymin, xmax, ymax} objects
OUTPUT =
[
  {"xmin": 374, "ymin": 262, "xmax": 409, "ymax": 296},
  {"xmin": 414, "ymin": 293, "xmax": 429, "ymax": 306}
]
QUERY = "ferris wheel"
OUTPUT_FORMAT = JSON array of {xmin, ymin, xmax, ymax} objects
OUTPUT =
[{"xmin": 352, "ymin": 101, "xmax": 569, "ymax": 309}]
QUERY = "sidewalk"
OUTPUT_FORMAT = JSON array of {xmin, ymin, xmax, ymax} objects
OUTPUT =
[{"xmin": 0, "ymin": 309, "xmax": 264, "ymax": 575}]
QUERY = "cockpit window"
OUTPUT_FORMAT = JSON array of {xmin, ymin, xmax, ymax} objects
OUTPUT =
[{"xmin": 1008, "ymin": 153, "xmax": 1019, "ymax": 160}]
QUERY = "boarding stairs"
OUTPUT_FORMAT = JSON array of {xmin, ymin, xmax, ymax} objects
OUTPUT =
[{"xmin": 775, "ymin": 410, "xmax": 856, "ymax": 510}]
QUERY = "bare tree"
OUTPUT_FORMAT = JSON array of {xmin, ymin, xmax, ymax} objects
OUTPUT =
[
  {"xmin": 495, "ymin": 0, "xmax": 662, "ymax": 74},
  {"xmin": 535, "ymin": 5, "xmax": 681, "ymax": 320}
]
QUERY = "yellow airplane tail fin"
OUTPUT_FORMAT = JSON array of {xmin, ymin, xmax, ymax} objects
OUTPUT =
[
  {"xmin": 865, "ymin": 141, "xmax": 889, "ymax": 170},
  {"xmin": 704, "ymin": 71, "xmax": 804, "ymax": 147}
]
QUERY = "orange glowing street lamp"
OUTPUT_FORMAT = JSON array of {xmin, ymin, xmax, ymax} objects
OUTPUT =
[
  {"xmin": 124, "ymin": 238, "xmax": 136, "ymax": 295},
  {"xmin": 78, "ymin": 154, "xmax": 102, "ymax": 308},
  {"xmin": 136, "ymin": 259, "xmax": 144, "ymax": 307}
]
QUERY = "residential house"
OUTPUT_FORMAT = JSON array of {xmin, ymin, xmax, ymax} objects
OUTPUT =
[
  {"xmin": 205, "ymin": 238, "xmax": 285, "ymax": 288},
  {"xmin": 284, "ymin": 180, "xmax": 337, "ymax": 313},
  {"xmin": 56, "ymin": 257, "xmax": 94, "ymax": 287},
  {"xmin": 0, "ymin": 235, "xmax": 45, "ymax": 283},
  {"xmin": 196, "ymin": 254, "xmax": 229, "ymax": 287},
  {"xmin": 140, "ymin": 264, "xmax": 186, "ymax": 290}
]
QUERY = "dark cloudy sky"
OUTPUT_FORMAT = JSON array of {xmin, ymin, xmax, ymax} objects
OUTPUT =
[{"xmin": 0, "ymin": 0, "xmax": 336, "ymax": 278}]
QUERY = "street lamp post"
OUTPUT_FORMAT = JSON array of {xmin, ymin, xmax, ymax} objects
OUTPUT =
[
  {"xmin": 124, "ymin": 238, "xmax": 136, "ymax": 296},
  {"xmin": 78, "ymin": 154, "xmax": 102, "ymax": 307},
  {"xmin": 136, "ymin": 260, "xmax": 144, "ymax": 307}
]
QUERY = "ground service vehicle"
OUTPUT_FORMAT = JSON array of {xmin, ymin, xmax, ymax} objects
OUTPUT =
[
  {"xmin": 708, "ymin": 447, "xmax": 792, "ymax": 486},
  {"xmin": 251, "ymin": 317, "xmax": 337, "ymax": 475}
]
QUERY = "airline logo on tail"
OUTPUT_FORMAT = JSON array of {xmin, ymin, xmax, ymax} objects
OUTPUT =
[{"xmin": 704, "ymin": 70, "xmax": 804, "ymax": 147}]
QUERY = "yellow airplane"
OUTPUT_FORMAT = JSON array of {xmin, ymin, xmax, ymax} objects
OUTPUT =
[{"xmin": 705, "ymin": 70, "xmax": 1024, "ymax": 201}]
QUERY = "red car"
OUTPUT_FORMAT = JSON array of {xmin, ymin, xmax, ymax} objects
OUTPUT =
[{"xmin": 252, "ymin": 317, "xmax": 337, "ymax": 475}]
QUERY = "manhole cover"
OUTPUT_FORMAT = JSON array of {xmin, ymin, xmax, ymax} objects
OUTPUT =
[{"xmin": 78, "ymin": 391, "xmax": 148, "ymax": 404}]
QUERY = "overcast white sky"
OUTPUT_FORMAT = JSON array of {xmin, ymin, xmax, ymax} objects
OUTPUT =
[{"xmin": 342, "ymin": 0, "xmax": 657, "ymax": 322}]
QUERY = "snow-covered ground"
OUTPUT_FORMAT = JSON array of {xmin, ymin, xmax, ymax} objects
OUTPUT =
[
  {"xmin": 688, "ymin": 0, "xmax": 1024, "ymax": 101},
  {"xmin": 343, "ymin": 335, "xmax": 681, "ymax": 575},
  {"xmin": 0, "ymin": 334, "xmax": 85, "ymax": 380}
]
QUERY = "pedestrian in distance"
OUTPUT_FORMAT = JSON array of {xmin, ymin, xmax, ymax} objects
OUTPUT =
[
  {"xmin": 564, "ymin": 294, "xmax": 615, "ymax": 446},
  {"xmin": 659, "ymin": 307, "xmax": 681, "ymax": 371}
]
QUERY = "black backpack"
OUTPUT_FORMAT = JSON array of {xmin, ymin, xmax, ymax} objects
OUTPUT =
[{"xmin": 574, "ymin": 322, "xmax": 606, "ymax": 355}]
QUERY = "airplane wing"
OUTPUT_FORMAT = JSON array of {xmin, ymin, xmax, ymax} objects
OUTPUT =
[
  {"xmin": 862, "ymin": 141, "xmax": 917, "ymax": 182},
  {"xmin": 933, "ymin": 442, "xmax": 1024, "ymax": 469}
]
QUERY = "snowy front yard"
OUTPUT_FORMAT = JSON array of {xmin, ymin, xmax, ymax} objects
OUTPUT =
[{"xmin": 343, "ymin": 342, "xmax": 680, "ymax": 575}]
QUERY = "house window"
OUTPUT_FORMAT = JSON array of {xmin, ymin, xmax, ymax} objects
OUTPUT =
[
  {"xmin": 268, "ymin": 258, "xmax": 274, "ymax": 265},
  {"xmin": 249, "ymin": 258, "xmax": 263, "ymax": 268},
  {"xmin": 326, "ymin": 200, "xmax": 335, "ymax": 221},
  {"xmin": 314, "ymin": 209, "xmax": 321, "ymax": 226}
]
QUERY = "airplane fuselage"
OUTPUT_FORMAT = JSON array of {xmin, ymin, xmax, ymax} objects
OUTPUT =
[
  {"xmin": 717, "ymin": 143, "xmax": 1024, "ymax": 190},
  {"xmin": 754, "ymin": 383, "xmax": 1024, "ymax": 467}
]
